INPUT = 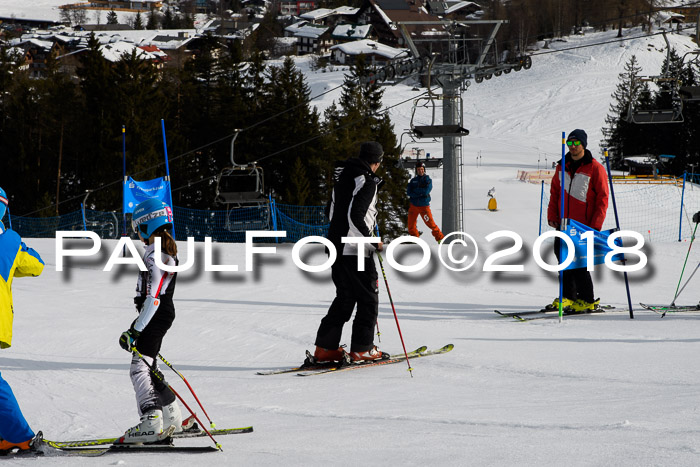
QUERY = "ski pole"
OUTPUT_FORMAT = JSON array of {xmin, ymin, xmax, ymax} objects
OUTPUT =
[
  {"xmin": 376, "ymin": 251, "xmax": 413, "ymax": 376},
  {"xmin": 604, "ymin": 149, "xmax": 634, "ymax": 319},
  {"xmin": 373, "ymin": 224, "xmax": 382, "ymax": 343},
  {"xmin": 373, "ymin": 227, "xmax": 413, "ymax": 376},
  {"xmin": 558, "ymin": 133, "xmax": 566, "ymax": 323},
  {"xmin": 667, "ymin": 222, "xmax": 698, "ymax": 314},
  {"xmin": 131, "ymin": 346, "xmax": 222, "ymax": 451},
  {"xmin": 670, "ymin": 261, "xmax": 700, "ymax": 309},
  {"xmin": 158, "ymin": 353, "xmax": 217, "ymax": 429}
]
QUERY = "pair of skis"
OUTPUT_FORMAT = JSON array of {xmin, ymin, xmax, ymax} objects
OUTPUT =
[
  {"xmin": 639, "ymin": 303, "xmax": 699, "ymax": 316},
  {"xmin": 257, "ymin": 344, "xmax": 454, "ymax": 376},
  {"xmin": 494, "ymin": 305, "xmax": 615, "ymax": 321},
  {"xmin": 6, "ymin": 424, "xmax": 254, "ymax": 457}
]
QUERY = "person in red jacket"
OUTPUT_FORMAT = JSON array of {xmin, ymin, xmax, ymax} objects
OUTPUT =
[{"xmin": 547, "ymin": 129, "xmax": 609, "ymax": 312}]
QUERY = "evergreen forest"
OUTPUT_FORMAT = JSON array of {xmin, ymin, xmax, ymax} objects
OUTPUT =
[{"xmin": 0, "ymin": 35, "xmax": 408, "ymax": 237}]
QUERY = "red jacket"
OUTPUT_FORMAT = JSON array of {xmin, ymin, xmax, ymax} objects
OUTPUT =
[{"xmin": 547, "ymin": 150, "xmax": 609, "ymax": 231}]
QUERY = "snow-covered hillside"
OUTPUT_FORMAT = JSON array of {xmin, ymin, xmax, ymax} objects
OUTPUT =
[{"xmin": 3, "ymin": 24, "xmax": 700, "ymax": 466}]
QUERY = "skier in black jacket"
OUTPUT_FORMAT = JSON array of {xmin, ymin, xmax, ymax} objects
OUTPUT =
[{"xmin": 313, "ymin": 142, "xmax": 388, "ymax": 363}]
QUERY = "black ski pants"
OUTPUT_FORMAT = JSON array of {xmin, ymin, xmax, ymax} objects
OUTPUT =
[
  {"xmin": 554, "ymin": 237, "xmax": 595, "ymax": 303},
  {"xmin": 315, "ymin": 254, "xmax": 379, "ymax": 353}
]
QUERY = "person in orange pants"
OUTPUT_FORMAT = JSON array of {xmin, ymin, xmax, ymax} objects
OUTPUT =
[{"xmin": 406, "ymin": 162, "xmax": 444, "ymax": 242}]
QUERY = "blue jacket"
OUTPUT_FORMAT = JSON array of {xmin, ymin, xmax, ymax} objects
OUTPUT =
[
  {"xmin": 0, "ymin": 224, "xmax": 44, "ymax": 349},
  {"xmin": 407, "ymin": 174, "xmax": 432, "ymax": 207}
]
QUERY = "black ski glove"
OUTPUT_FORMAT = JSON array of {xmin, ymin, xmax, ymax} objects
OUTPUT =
[
  {"xmin": 694, "ymin": 211, "xmax": 700, "ymax": 224},
  {"xmin": 119, "ymin": 327, "xmax": 140, "ymax": 352}
]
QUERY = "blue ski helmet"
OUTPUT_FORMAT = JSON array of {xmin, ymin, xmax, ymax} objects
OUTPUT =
[
  {"xmin": 0, "ymin": 187, "xmax": 7, "ymax": 220},
  {"xmin": 131, "ymin": 198, "xmax": 173, "ymax": 240}
]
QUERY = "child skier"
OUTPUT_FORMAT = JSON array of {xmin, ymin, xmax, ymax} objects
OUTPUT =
[{"xmin": 117, "ymin": 199, "xmax": 183, "ymax": 444}]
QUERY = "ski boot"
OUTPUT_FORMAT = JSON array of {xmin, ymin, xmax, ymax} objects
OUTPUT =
[
  {"xmin": 306, "ymin": 345, "xmax": 349, "ymax": 365},
  {"xmin": 568, "ymin": 298, "xmax": 600, "ymax": 313},
  {"xmin": 349, "ymin": 346, "xmax": 389, "ymax": 363},
  {"xmin": 0, "ymin": 431, "xmax": 46, "ymax": 456},
  {"xmin": 116, "ymin": 409, "xmax": 175, "ymax": 445},
  {"xmin": 180, "ymin": 414, "xmax": 199, "ymax": 433},
  {"xmin": 162, "ymin": 401, "xmax": 183, "ymax": 434},
  {"xmin": 545, "ymin": 297, "xmax": 574, "ymax": 311}
]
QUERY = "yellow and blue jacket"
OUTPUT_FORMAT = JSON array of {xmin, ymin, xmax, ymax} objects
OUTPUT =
[{"xmin": 0, "ymin": 223, "xmax": 44, "ymax": 349}]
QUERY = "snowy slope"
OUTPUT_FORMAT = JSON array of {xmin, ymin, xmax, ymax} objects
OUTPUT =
[{"xmin": 3, "ymin": 26, "xmax": 700, "ymax": 466}]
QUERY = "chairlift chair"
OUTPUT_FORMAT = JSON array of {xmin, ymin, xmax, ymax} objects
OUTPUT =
[
  {"xmin": 627, "ymin": 30, "xmax": 686, "ymax": 124},
  {"xmin": 678, "ymin": 50, "xmax": 700, "ymax": 102},
  {"xmin": 409, "ymin": 96, "xmax": 470, "ymax": 139},
  {"xmin": 626, "ymin": 76, "xmax": 684, "ymax": 124},
  {"xmin": 213, "ymin": 131, "xmax": 271, "ymax": 232}
]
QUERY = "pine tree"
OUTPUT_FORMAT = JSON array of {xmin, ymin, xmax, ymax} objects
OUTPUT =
[
  {"xmin": 163, "ymin": 8, "xmax": 175, "ymax": 29},
  {"xmin": 320, "ymin": 55, "xmax": 407, "ymax": 238},
  {"xmin": 600, "ymin": 55, "xmax": 651, "ymax": 169},
  {"xmin": 285, "ymin": 157, "xmax": 311, "ymax": 205},
  {"xmin": 255, "ymin": 57, "xmax": 321, "ymax": 204},
  {"xmin": 134, "ymin": 11, "xmax": 144, "ymax": 30},
  {"xmin": 146, "ymin": 10, "xmax": 159, "ymax": 29},
  {"xmin": 174, "ymin": 34, "xmax": 225, "ymax": 208},
  {"xmin": 107, "ymin": 9, "xmax": 118, "ymax": 25},
  {"xmin": 75, "ymin": 34, "xmax": 122, "ymax": 209}
]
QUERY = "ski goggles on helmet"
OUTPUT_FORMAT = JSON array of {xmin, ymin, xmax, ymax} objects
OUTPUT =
[{"xmin": 132, "ymin": 207, "xmax": 172, "ymax": 235}]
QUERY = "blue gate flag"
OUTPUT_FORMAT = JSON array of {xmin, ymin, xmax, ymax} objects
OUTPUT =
[
  {"xmin": 562, "ymin": 219, "xmax": 624, "ymax": 270},
  {"xmin": 123, "ymin": 176, "xmax": 172, "ymax": 214}
]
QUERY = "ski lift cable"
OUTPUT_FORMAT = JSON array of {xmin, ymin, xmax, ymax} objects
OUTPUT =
[
  {"xmin": 170, "ymin": 84, "xmax": 444, "ymax": 194},
  {"xmin": 497, "ymin": 1, "xmax": 700, "ymax": 57},
  {"xmin": 530, "ymin": 24, "xmax": 698, "ymax": 59}
]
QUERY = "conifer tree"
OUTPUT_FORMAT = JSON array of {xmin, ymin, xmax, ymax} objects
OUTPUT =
[
  {"xmin": 75, "ymin": 34, "xmax": 122, "ymax": 209},
  {"xmin": 255, "ymin": 57, "xmax": 321, "ymax": 204},
  {"xmin": 134, "ymin": 11, "xmax": 144, "ymax": 30},
  {"xmin": 600, "ymin": 55, "xmax": 651, "ymax": 169},
  {"xmin": 146, "ymin": 9, "xmax": 158, "ymax": 29},
  {"xmin": 320, "ymin": 55, "xmax": 407, "ymax": 238},
  {"xmin": 107, "ymin": 9, "xmax": 118, "ymax": 25},
  {"xmin": 285, "ymin": 157, "xmax": 312, "ymax": 205}
]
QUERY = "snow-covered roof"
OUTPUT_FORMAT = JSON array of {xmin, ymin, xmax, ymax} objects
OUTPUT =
[
  {"xmin": 18, "ymin": 29, "xmax": 198, "ymax": 51},
  {"xmin": 331, "ymin": 39, "xmax": 409, "ymax": 59},
  {"xmin": 444, "ymin": 1, "xmax": 479, "ymax": 14},
  {"xmin": 334, "ymin": 6, "xmax": 360, "ymax": 16},
  {"xmin": 285, "ymin": 21, "xmax": 329, "ymax": 39},
  {"xmin": 655, "ymin": 11, "xmax": 685, "ymax": 23},
  {"xmin": 138, "ymin": 44, "xmax": 168, "ymax": 59},
  {"xmin": 623, "ymin": 155, "xmax": 659, "ymax": 165},
  {"xmin": 12, "ymin": 38, "xmax": 54, "ymax": 51},
  {"xmin": 332, "ymin": 24, "xmax": 371, "ymax": 40},
  {"xmin": 300, "ymin": 8, "xmax": 335, "ymax": 21},
  {"xmin": 300, "ymin": 6, "xmax": 360, "ymax": 21},
  {"xmin": 373, "ymin": 4, "xmax": 395, "ymax": 30},
  {"xmin": 99, "ymin": 41, "xmax": 157, "ymax": 62}
]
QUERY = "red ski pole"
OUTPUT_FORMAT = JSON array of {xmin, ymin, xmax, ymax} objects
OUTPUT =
[
  {"xmin": 158, "ymin": 353, "xmax": 216, "ymax": 429},
  {"xmin": 375, "ymin": 250, "xmax": 413, "ymax": 377},
  {"xmin": 132, "ymin": 347, "xmax": 222, "ymax": 451}
]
